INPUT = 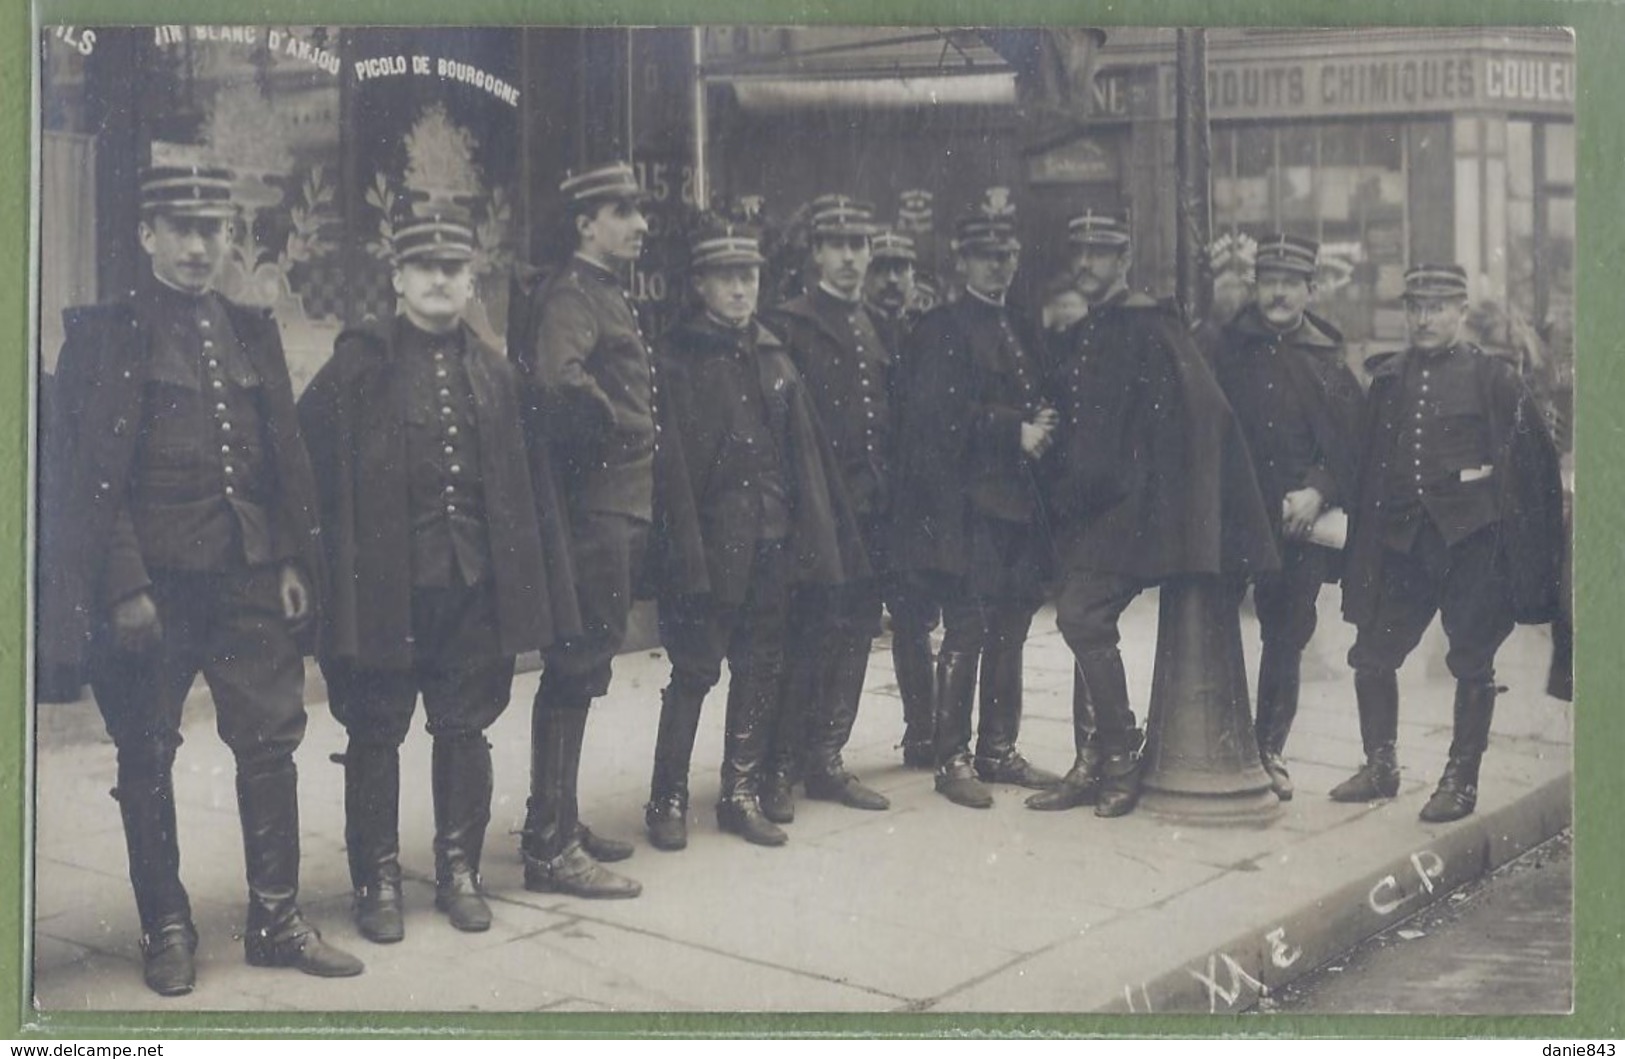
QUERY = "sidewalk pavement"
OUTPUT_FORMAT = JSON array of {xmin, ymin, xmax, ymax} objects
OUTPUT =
[{"xmin": 29, "ymin": 586, "xmax": 1572, "ymax": 1019}]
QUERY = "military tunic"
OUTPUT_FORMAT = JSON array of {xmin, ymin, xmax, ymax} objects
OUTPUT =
[
  {"xmin": 299, "ymin": 317, "xmax": 573, "ymax": 747},
  {"xmin": 517, "ymin": 255, "xmax": 658, "ymax": 704},
  {"xmin": 40, "ymin": 281, "xmax": 319, "ymax": 768},
  {"xmin": 890, "ymin": 289, "xmax": 1050, "ymax": 650},
  {"xmin": 763, "ymin": 285, "xmax": 896, "ymax": 782},
  {"xmin": 769, "ymin": 286, "xmax": 892, "ymax": 525},
  {"xmin": 654, "ymin": 315, "xmax": 802, "ymax": 697},
  {"xmin": 865, "ymin": 301, "xmax": 939, "ymax": 650},
  {"xmin": 1344, "ymin": 342, "xmax": 1564, "ymax": 681},
  {"xmin": 1045, "ymin": 288, "xmax": 1278, "ymax": 659},
  {"xmin": 1212, "ymin": 306, "xmax": 1361, "ymax": 656}
]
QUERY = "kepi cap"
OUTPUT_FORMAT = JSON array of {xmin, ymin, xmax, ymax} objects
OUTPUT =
[
  {"xmin": 870, "ymin": 230, "xmax": 917, "ymax": 264},
  {"xmin": 1403, "ymin": 263, "xmax": 1469, "ymax": 300},
  {"xmin": 808, "ymin": 194, "xmax": 879, "ymax": 239},
  {"xmin": 1067, "ymin": 208, "xmax": 1130, "ymax": 249},
  {"xmin": 392, "ymin": 202, "xmax": 477, "ymax": 264},
  {"xmin": 689, "ymin": 218, "xmax": 766, "ymax": 270},
  {"xmin": 897, "ymin": 188, "xmax": 935, "ymax": 233},
  {"xmin": 560, "ymin": 162, "xmax": 648, "ymax": 207},
  {"xmin": 1254, "ymin": 232, "xmax": 1319, "ymax": 277},
  {"xmin": 954, "ymin": 187, "xmax": 1020, "ymax": 253},
  {"xmin": 139, "ymin": 163, "xmax": 238, "ymax": 220}
]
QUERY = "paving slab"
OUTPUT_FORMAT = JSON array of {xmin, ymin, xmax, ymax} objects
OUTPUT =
[{"xmin": 27, "ymin": 588, "xmax": 1571, "ymax": 1023}]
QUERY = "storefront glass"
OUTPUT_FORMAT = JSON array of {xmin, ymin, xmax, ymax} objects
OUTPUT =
[
  {"xmin": 39, "ymin": 26, "xmax": 520, "ymax": 390},
  {"xmin": 1213, "ymin": 119, "xmax": 1410, "ymax": 344}
]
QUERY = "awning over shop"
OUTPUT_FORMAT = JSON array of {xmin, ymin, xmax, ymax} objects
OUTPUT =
[{"xmin": 728, "ymin": 72, "xmax": 1016, "ymax": 111}]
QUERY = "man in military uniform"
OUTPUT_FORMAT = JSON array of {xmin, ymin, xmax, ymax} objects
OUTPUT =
[
  {"xmin": 863, "ymin": 229, "xmax": 935, "ymax": 768},
  {"xmin": 1028, "ymin": 210, "xmax": 1277, "ymax": 818},
  {"xmin": 299, "ymin": 205, "xmax": 579, "ymax": 942},
  {"xmin": 891, "ymin": 192, "xmax": 1063, "ymax": 809},
  {"xmin": 1334, "ymin": 264, "xmax": 1563, "ymax": 822},
  {"xmin": 763, "ymin": 195, "xmax": 893, "ymax": 817},
  {"xmin": 37, "ymin": 160, "xmax": 362, "ymax": 995},
  {"xmin": 513, "ymin": 162, "xmax": 652, "ymax": 899},
  {"xmin": 1210, "ymin": 234, "xmax": 1363, "ymax": 800},
  {"xmin": 645, "ymin": 219, "xmax": 867, "ymax": 849},
  {"xmin": 863, "ymin": 229, "xmax": 920, "ymax": 362}
]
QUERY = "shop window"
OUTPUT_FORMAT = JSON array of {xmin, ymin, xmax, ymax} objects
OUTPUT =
[
  {"xmin": 1212, "ymin": 118, "xmax": 1413, "ymax": 344},
  {"xmin": 1544, "ymin": 122, "xmax": 1576, "ymax": 186},
  {"xmin": 1507, "ymin": 196, "xmax": 1536, "ymax": 322},
  {"xmin": 37, "ymin": 26, "xmax": 521, "ymax": 393},
  {"xmin": 1278, "ymin": 123, "xmax": 1317, "ymax": 228},
  {"xmin": 1507, "ymin": 120, "xmax": 1534, "ymax": 199},
  {"xmin": 1232, "ymin": 125, "xmax": 1274, "ymax": 225}
]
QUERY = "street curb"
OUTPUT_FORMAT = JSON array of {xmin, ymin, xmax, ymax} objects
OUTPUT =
[{"xmin": 1090, "ymin": 771, "xmax": 1573, "ymax": 1014}]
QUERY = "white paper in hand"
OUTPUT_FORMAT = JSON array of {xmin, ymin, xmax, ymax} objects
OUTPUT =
[{"xmin": 1305, "ymin": 506, "xmax": 1348, "ymax": 550}]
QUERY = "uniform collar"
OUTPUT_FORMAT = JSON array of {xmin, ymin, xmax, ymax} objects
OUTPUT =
[
  {"xmin": 679, "ymin": 312, "xmax": 780, "ymax": 351},
  {"xmin": 1412, "ymin": 339, "xmax": 1466, "ymax": 363},
  {"xmin": 1227, "ymin": 304, "xmax": 1341, "ymax": 348},
  {"xmin": 396, "ymin": 314, "xmax": 467, "ymax": 357},
  {"xmin": 1092, "ymin": 282, "xmax": 1131, "ymax": 309},
  {"xmin": 816, "ymin": 281, "xmax": 864, "ymax": 307},
  {"xmin": 703, "ymin": 310, "xmax": 754, "ymax": 335},
  {"xmin": 143, "ymin": 271, "xmax": 213, "ymax": 315},
  {"xmin": 572, "ymin": 252, "xmax": 624, "ymax": 285},
  {"xmin": 964, "ymin": 285, "xmax": 1007, "ymax": 308}
]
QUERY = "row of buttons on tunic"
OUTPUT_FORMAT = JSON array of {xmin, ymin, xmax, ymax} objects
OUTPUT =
[
  {"xmin": 1000, "ymin": 317, "xmax": 1035, "ymax": 410},
  {"xmin": 1405, "ymin": 367, "xmax": 1433, "ymax": 495},
  {"xmin": 622, "ymin": 289, "xmax": 662, "ymax": 443},
  {"xmin": 848, "ymin": 308, "xmax": 883, "ymax": 457},
  {"xmin": 201, "ymin": 315, "xmax": 242, "ymax": 498},
  {"xmin": 434, "ymin": 348, "xmax": 466, "ymax": 516}
]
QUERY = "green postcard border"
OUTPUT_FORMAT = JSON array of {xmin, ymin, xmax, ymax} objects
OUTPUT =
[{"xmin": 5, "ymin": 0, "xmax": 1621, "ymax": 1040}]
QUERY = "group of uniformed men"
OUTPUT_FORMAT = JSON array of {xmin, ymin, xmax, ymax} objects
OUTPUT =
[{"xmin": 37, "ymin": 149, "xmax": 1565, "ymax": 1000}]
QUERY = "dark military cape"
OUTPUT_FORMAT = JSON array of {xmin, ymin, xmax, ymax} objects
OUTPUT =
[
  {"xmin": 1044, "ymin": 291, "xmax": 1280, "ymax": 579},
  {"xmin": 764, "ymin": 290, "xmax": 893, "ymax": 517},
  {"xmin": 650, "ymin": 314, "xmax": 870, "ymax": 608},
  {"xmin": 1342, "ymin": 344, "xmax": 1564, "ymax": 627},
  {"xmin": 297, "ymin": 318, "xmax": 580, "ymax": 668},
  {"xmin": 38, "ymin": 293, "xmax": 323, "ymax": 693},
  {"xmin": 888, "ymin": 296, "xmax": 1051, "ymax": 583},
  {"xmin": 1211, "ymin": 305, "xmax": 1364, "ymax": 580}
]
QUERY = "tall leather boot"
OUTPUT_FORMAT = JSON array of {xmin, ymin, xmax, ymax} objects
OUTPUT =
[
  {"xmin": 1074, "ymin": 648, "xmax": 1142, "ymax": 818},
  {"xmin": 716, "ymin": 655, "xmax": 789, "ymax": 846},
  {"xmin": 892, "ymin": 629, "xmax": 936, "ymax": 769},
  {"xmin": 431, "ymin": 734, "xmax": 493, "ymax": 932},
  {"xmin": 804, "ymin": 634, "xmax": 889, "ymax": 810},
  {"xmin": 342, "ymin": 742, "xmax": 404, "ymax": 943},
  {"xmin": 1420, "ymin": 681, "xmax": 1496, "ymax": 823},
  {"xmin": 975, "ymin": 633, "xmax": 1061, "ymax": 790},
  {"xmin": 1027, "ymin": 669, "xmax": 1101, "ymax": 811},
  {"xmin": 112, "ymin": 745, "xmax": 196, "ymax": 997},
  {"xmin": 522, "ymin": 707, "xmax": 642, "ymax": 898},
  {"xmin": 763, "ymin": 628, "xmax": 823, "ymax": 822},
  {"xmin": 1329, "ymin": 669, "xmax": 1402, "ymax": 802},
  {"xmin": 238, "ymin": 757, "xmax": 364, "ymax": 977},
  {"xmin": 1255, "ymin": 645, "xmax": 1302, "ymax": 801},
  {"xmin": 645, "ymin": 681, "xmax": 707, "ymax": 851},
  {"xmin": 559, "ymin": 710, "xmax": 634, "ymax": 863},
  {"xmin": 933, "ymin": 649, "xmax": 992, "ymax": 808}
]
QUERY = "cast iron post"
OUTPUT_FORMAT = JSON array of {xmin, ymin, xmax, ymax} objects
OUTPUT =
[{"xmin": 1139, "ymin": 29, "xmax": 1280, "ymax": 826}]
